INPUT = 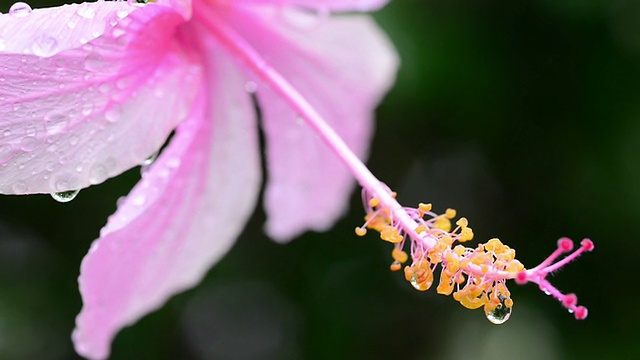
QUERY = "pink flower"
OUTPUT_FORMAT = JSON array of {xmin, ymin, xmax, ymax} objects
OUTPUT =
[{"xmin": 0, "ymin": 0, "xmax": 398, "ymax": 358}]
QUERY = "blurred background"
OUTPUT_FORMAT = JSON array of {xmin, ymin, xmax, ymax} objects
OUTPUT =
[{"xmin": 0, "ymin": 0, "xmax": 633, "ymax": 359}]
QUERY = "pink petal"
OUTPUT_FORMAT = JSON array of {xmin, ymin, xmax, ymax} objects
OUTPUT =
[
  {"xmin": 0, "ymin": 3, "xmax": 200, "ymax": 194},
  {"xmin": 223, "ymin": 7, "xmax": 398, "ymax": 241},
  {"xmin": 235, "ymin": 0, "xmax": 389, "ymax": 11},
  {"xmin": 155, "ymin": 0, "xmax": 193, "ymax": 19},
  {"xmin": 73, "ymin": 46, "xmax": 261, "ymax": 360}
]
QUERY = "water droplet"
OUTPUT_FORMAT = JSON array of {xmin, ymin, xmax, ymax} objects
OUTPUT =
[
  {"xmin": 132, "ymin": 195, "xmax": 146, "ymax": 206},
  {"xmin": 20, "ymin": 136, "xmax": 37, "ymax": 151},
  {"xmin": 81, "ymin": 103, "xmax": 93, "ymax": 117},
  {"xmin": 167, "ymin": 157, "xmax": 180, "ymax": 169},
  {"xmin": 12, "ymin": 181, "xmax": 27, "ymax": 194},
  {"xmin": 485, "ymin": 297, "xmax": 512, "ymax": 325},
  {"xmin": 51, "ymin": 189, "xmax": 79, "ymax": 203},
  {"xmin": 9, "ymin": 2, "xmax": 32, "ymax": 18},
  {"xmin": 31, "ymin": 35, "xmax": 58, "ymax": 57},
  {"xmin": 279, "ymin": 6, "xmax": 329, "ymax": 30},
  {"xmin": 67, "ymin": 19, "xmax": 78, "ymax": 29},
  {"xmin": 105, "ymin": 105, "xmax": 121, "ymax": 123},
  {"xmin": 84, "ymin": 53, "xmax": 104, "ymax": 72},
  {"xmin": 69, "ymin": 135, "xmax": 79, "ymax": 146},
  {"xmin": 410, "ymin": 274, "xmax": 421, "ymax": 290},
  {"xmin": 76, "ymin": 5, "xmax": 96, "ymax": 19},
  {"xmin": 98, "ymin": 83, "xmax": 110, "ymax": 93},
  {"xmin": 45, "ymin": 112, "xmax": 68, "ymax": 134},
  {"xmin": 3, "ymin": 129, "xmax": 11, "ymax": 137},
  {"xmin": 89, "ymin": 164, "xmax": 108, "ymax": 184},
  {"xmin": 116, "ymin": 9, "xmax": 129, "ymax": 19},
  {"xmin": 142, "ymin": 150, "xmax": 159, "ymax": 166}
]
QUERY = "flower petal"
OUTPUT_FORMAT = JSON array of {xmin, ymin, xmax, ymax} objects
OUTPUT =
[
  {"xmin": 73, "ymin": 46, "xmax": 261, "ymax": 360},
  {"xmin": 236, "ymin": 0, "xmax": 389, "ymax": 11},
  {"xmin": 224, "ymin": 7, "xmax": 398, "ymax": 241},
  {"xmin": 0, "ymin": 3, "xmax": 200, "ymax": 194}
]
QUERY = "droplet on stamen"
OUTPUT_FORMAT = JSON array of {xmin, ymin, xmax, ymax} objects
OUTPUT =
[{"xmin": 485, "ymin": 297, "xmax": 512, "ymax": 325}]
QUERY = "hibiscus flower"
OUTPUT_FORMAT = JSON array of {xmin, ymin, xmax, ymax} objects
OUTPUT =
[
  {"xmin": 1, "ymin": 1, "xmax": 597, "ymax": 358},
  {"xmin": 0, "ymin": 0, "xmax": 398, "ymax": 358}
]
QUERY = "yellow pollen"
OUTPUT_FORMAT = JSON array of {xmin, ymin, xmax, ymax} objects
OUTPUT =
[
  {"xmin": 445, "ymin": 208, "xmax": 457, "ymax": 219},
  {"xmin": 392, "ymin": 248, "xmax": 409, "ymax": 263},
  {"xmin": 418, "ymin": 202, "xmax": 432, "ymax": 212},
  {"xmin": 368, "ymin": 197, "xmax": 380, "ymax": 208},
  {"xmin": 355, "ymin": 227, "xmax": 367, "ymax": 236}
]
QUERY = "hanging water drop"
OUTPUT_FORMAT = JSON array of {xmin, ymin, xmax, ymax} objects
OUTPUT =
[
  {"xmin": 142, "ymin": 150, "xmax": 160, "ymax": 166},
  {"xmin": 9, "ymin": 2, "xmax": 32, "ymax": 18},
  {"xmin": 409, "ymin": 273, "xmax": 430, "ymax": 291},
  {"xmin": 485, "ymin": 296, "xmax": 512, "ymax": 325},
  {"xmin": 51, "ymin": 189, "xmax": 80, "ymax": 203},
  {"xmin": 410, "ymin": 273, "xmax": 421, "ymax": 290}
]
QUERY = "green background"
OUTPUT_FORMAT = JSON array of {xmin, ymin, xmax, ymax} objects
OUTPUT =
[{"xmin": 0, "ymin": 0, "xmax": 632, "ymax": 359}]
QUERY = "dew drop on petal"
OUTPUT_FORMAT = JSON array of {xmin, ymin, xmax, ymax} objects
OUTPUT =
[
  {"xmin": 9, "ymin": 2, "xmax": 32, "ymax": 18},
  {"xmin": 20, "ymin": 136, "xmax": 37, "ymax": 151},
  {"xmin": 51, "ymin": 189, "xmax": 80, "ymax": 203},
  {"xmin": 89, "ymin": 163, "xmax": 108, "ymax": 185},
  {"xmin": 32, "ymin": 35, "xmax": 58, "ymax": 57},
  {"xmin": 105, "ymin": 105, "xmax": 121, "ymax": 123},
  {"xmin": 116, "ymin": 9, "xmax": 129, "ymax": 19},
  {"xmin": 12, "ymin": 180, "xmax": 27, "ymax": 194},
  {"xmin": 81, "ymin": 103, "xmax": 93, "ymax": 117},
  {"xmin": 166, "ymin": 157, "xmax": 181, "ymax": 169},
  {"xmin": 76, "ymin": 4, "xmax": 96, "ymax": 19},
  {"xmin": 485, "ymin": 298, "xmax": 512, "ymax": 325},
  {"xmin": 132, "ymin": 195, "xmax": 146, "ymax": 206},
  {"xmin": 98, "ymin": 83, "xmax": 111, "ymax": 94},
  {"xmin": 84, "ymin": 53, "xmax": 104, "ymax": 72}
]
